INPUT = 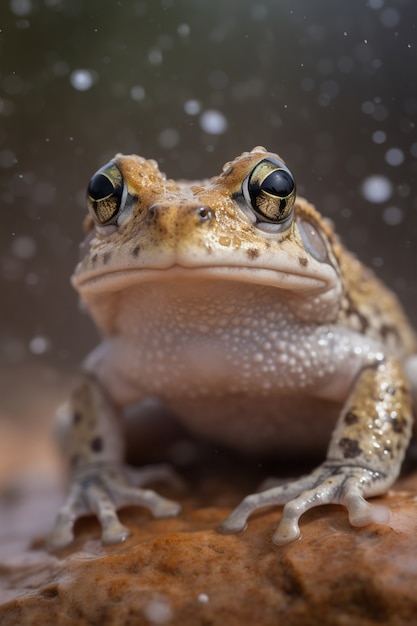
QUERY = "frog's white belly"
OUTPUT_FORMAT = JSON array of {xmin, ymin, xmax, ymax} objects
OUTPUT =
[{"xmin": 82, "ymin": 281, "xmax": 364, "ymax": 454}]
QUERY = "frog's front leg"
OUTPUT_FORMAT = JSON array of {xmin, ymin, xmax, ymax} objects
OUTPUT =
[
  {"xmin": 49, "ymin": 375, "xmax": 181, "ymax": 549},
  {"xmin": 220, "ymin": 356, "xmax": 413, "ymax": 545}
]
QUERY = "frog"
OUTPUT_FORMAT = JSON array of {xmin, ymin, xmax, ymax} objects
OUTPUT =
[{"xmin": 49, "ymin": 146, "xmax": 417, "ymax": 549}]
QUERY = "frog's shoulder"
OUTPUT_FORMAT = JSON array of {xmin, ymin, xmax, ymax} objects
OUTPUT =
[
  {"xmin": 332, "ymin": 226, "xmax": 415, "ymax": 355},
  {"xmin": 294, "ymin": 196, "xmax": 416, "ymax": 354}
]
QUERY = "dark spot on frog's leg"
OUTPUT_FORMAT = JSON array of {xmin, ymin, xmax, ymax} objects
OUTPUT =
[
  {"xmin": 338, "ymin": 437, "xmax": 362, "ymax": 459},
  {"xmin": 91, "ymin": 253, "xmax": 98, "ymax": 265},
  {"xmin": 247, "ymin": 247, "xmax": 260, "ymax": 260},
  {"xmin": 390, "ymin": 415, "xmax": 407, "ymax": 434},
  {"xmin": 132, "ymin": 245, "xmax": 140, "ymax": 257},
  {"xmin": 103, "ymin": 251, "xmax": 112, "ymax": 265},
  {"xmin": 90, "ymin": 436, "xmax": 103, "ymax": 453},
  {"xmin": 298, "ymin": 256, "xmax": 308, "ymax": 267},
  {"xmin": 344, "ymin": 411, "xmax": 359, "ymax": 425}
]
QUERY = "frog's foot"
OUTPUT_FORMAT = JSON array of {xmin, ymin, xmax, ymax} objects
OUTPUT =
[
  {"xmin": 48, "ymin": 463, "xmax": 182, "ymax": 549},
  {"xmin": 219, "ymin": 463, "xmax": 391, "ymax": 545}
]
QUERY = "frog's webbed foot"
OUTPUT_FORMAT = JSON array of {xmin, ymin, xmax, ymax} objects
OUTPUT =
[
  {"xmin": 219, "ymin": 463, "xmax": 391, "ymax": 545},
  {"xmin": 48, "ymin": 463, "xmax": 182, "ymax": 549},
  {"xmin": 221, "ymin": 356, "xmax": 413, "ymax": 545}
]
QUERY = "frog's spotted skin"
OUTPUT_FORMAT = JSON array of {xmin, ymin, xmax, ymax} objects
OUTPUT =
[{"xmin": 49, "ymin": 147, "xmax": 417, "ymax": 549}]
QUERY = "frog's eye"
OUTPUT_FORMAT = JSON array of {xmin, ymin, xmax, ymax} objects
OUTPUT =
[
  {"xmin": 243, "ymin": 158, "xmax": 296, "ymax": 225},
  {"xmin": 87, "ymin": 162, "xmax": 128, "ymax": 225}
]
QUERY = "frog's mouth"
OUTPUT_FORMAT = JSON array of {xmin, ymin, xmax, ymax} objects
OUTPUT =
[{"xmin": 73, "ymin": 262, "xmax": 336, "ymax": 296}]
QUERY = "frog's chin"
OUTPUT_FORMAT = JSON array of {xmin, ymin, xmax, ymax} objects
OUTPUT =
[{"xmin": 72, "ymin": 263, "xmax": 336, "ymax": 296}]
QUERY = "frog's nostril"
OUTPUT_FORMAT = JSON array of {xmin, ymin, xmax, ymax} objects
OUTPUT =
[{"xmin": 196, "ymin": 206, "xmax": 213, "ymax": 222}]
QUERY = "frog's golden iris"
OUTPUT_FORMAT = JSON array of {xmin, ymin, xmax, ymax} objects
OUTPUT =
[
  {"xmin": 244, "ymin": 158, "xmax": 296, "ymax": 224},
  {"xmin": 87, "ymin": 161, "xmax": 125, "ymax": 225}
]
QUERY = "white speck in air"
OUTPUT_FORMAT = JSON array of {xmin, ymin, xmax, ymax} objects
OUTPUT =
[
  {"xmin": 70, "ymin": 69, "xmax": 95, "ymax": 91},
  {"xmin": 177, "ymin": 23, "xmax": 190, "ymax": 37},
  {"xmin": 11, "ymin": 235, "xmax": 36, "ymax": 260},
  {"xmin": 372, "ymin": 130, "xmax": 386, "ymax": 144},
  {"xmin": 130, "ymin": 85, "xmax": 145, "ymax": 101},
  {"xmin": 148, "ymin": 48, "xmax": 163, "ymax": 65},
  {"xmin": 380, "ymin": 7, "xmax": 400, "ymax": 28},
  {"xmin": 382, "ymin": 206, "xmax": 403, "ymax": 226},
  {"xmin": 158, "ymin": 128, "xmax": 180, "ymax": 149},
  {"xmin": 184, "ymin": 99, "xmax": 201, "ymax": 115},
  {"xmin": 361, "ymin": 175, "xmax": 393, "ymax": 203},
  {"xmin": 199, "ymin": 109, "xmax": 228, "ymax": 135},
  {"xmin": 29, "ymin": 336, "xmax": 50, "ymax": 355},
  {"xmin": 10, "ymin": 0, "xmax": 32, "ymax": 16},
  {"xmin": 384, "ymin": 147, "xmax": 404, "ymax": 166}
]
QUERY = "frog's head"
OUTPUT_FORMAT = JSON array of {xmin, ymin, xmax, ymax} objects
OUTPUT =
[{"xmin": 73, "ymin": 147, "xmax": 342, "ymax": 327}]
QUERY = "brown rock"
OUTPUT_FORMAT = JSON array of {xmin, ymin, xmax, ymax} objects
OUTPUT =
[
  {"xmin": 1, "ymin": 368, "xmax": 417, "ymax": 625},
  {"xmin": 1, "ymin": 469, "xmax": 417, "ymax": 626}
]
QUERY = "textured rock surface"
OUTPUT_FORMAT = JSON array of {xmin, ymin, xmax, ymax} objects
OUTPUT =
[
  {"xmin": 1, "ymin": 368, "xmax": 417, "ymax": 626},
  {"xmin": 1, "ymin": 464, "xmax": 417, "ymax": 626}
]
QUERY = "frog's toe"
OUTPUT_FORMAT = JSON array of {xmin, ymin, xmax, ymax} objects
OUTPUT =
[
  {"xmin": 49, "ymin": 462, "xmax": 182, "ymax": 548},
  {"xmin": 48, "ymin": 484, "xmax": 88, "ymax": 549},
  {"xmin": 105, "ymin": 480, "xmax": 182, "ymax": 518},
  {"xmin": 342, "ymin": 479, "xmax": 390, "ymax": 527},
  {"xmin": 220, "ymin": 464, "xmax": 390, "ymax": 545}
]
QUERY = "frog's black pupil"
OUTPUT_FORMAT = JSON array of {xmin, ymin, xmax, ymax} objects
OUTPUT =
[
  {"xmin": 262, "ymin": 169, "xmax": 294, "ymax": 198},
  {"xmin": 88, "ymin": 173, "xmax": 114, "ymax": 201}
]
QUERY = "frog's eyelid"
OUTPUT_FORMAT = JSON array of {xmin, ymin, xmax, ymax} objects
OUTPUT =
[
  {"xmin": 118, "ymin": 181, "xmax": 129, "ymax": 216},
  {"xmin": 241, "ymin": 174, "xmax": 252, "ymax": 209},
  {"xmin": 117, "ymin": 190, "xmax": 135, "ymax": 227}
]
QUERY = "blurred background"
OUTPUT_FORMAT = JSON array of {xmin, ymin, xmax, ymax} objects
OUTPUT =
[{"xmin": 0, "ymin": 0, "xmax": 416, "ymax": 480}]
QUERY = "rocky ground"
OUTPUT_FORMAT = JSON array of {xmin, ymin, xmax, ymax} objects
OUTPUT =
[{"xmin": 1, "ymin": 365, "xmax": 417, "ymax": 626}]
